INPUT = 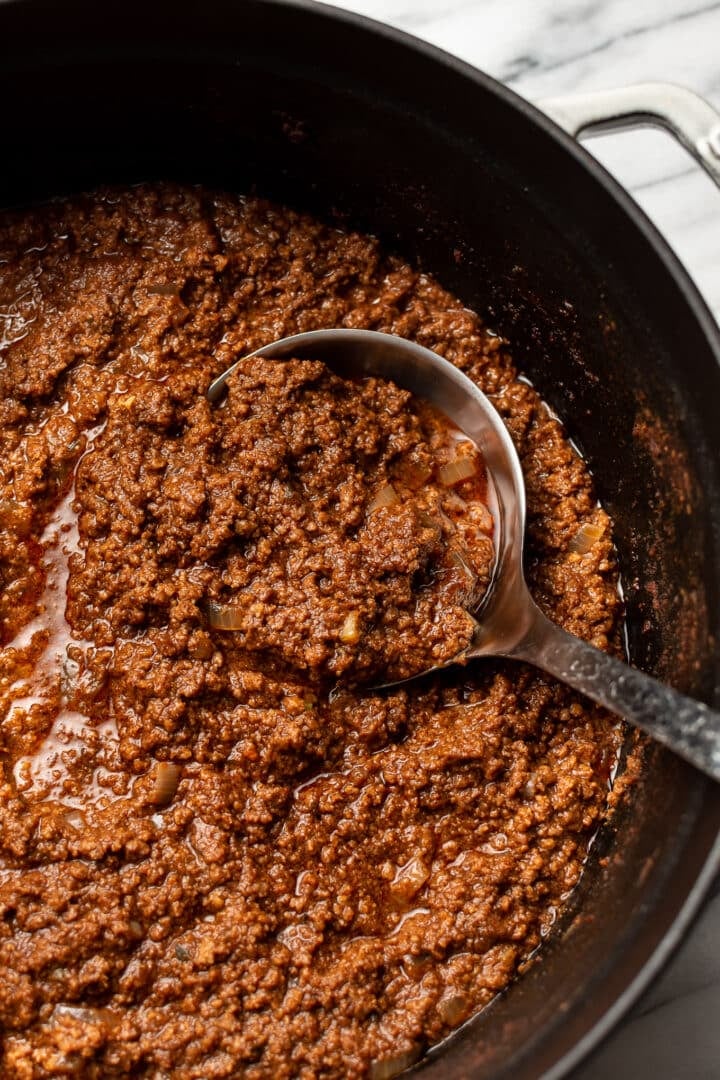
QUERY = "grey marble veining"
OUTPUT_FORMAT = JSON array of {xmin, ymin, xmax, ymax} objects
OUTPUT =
[
  {"xmin": 326, "ymin": 1, "xmax": 720, "ymax": 1076},
  {"xmin": 329, "ymin": 0, "xmax": 720, "ymax": 324}
]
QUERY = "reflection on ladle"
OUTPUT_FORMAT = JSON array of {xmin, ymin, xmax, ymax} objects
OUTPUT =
[{"xmin": 209, "ymin": 328, "xmax": 720, "ymax": 784}]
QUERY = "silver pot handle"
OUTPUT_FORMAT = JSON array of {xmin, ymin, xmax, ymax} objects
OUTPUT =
[{"xmin": 539, "ymin": 82, "xmax": 720, "ymax": 189}]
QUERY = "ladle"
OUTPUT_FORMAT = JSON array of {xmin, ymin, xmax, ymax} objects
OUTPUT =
[{"xmin": 209, "ymin": 328, "xmax": 720, "ymax": 783}]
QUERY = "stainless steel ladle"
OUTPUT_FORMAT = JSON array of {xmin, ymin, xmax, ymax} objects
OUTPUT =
[{"xmin": 209, "ymin": 328, "xmax": 720, "ymax": 783}]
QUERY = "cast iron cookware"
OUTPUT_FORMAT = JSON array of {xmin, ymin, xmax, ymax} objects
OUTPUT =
[{"xmin": 0, "ymin": 0, "xmax": 719, "ymax": 1076}]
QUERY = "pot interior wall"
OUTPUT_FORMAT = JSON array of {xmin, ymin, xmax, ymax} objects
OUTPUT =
[{"xmin": 1, "ymin": 1, "xmax": 719, "ymax": 1076}]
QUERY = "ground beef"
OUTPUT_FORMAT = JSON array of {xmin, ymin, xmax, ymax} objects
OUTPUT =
[
  {"xmin": 0, "ymin": 184, "xmax": 621, "ymax": 1079},
  {"xmin": 199, "ymin": 356, "xmax": 491, "ymax": 682}
]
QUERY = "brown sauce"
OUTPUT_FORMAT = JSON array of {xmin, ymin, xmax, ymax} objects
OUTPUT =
[{"xmin": 0, "ymin": 184, "xmax": 621, "ymax": 1079}]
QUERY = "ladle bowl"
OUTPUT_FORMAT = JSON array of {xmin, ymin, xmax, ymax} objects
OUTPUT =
[{"xmin": 209, "ymin": 327, "xmax": 720, "ymax": 783}]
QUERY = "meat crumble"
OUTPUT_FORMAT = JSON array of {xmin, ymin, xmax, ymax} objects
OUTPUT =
[
  {"xmin": 0, "ymin": 184, "xmax": 621, "ymax": 1079},
  {"xmin": 201, "ymin": 356, "xmax": 493, "ymax": 683}
]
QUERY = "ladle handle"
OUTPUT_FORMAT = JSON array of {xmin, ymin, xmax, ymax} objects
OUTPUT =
[{"xmin": 507, "ymin": 606, "xmax": 720, "ymax": 783}]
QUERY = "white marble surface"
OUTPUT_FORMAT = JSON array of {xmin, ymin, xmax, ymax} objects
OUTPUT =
[
  {"xmin": 325, "ymin": 1, "xmax": 720, "ymax": 1076},
  {"xmin": 329, "ymin": 0, "xmax": 720, "ymax": 327}
]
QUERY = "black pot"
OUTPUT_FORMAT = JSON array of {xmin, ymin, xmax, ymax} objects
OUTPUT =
[{"xmin": 1, "ymin": 0, "xmax": 719, "ymax": 1076}]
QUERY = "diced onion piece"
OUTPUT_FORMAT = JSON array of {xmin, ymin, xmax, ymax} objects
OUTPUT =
[
  {"xmin": 368, "ymin": 483, "xmax": 399, "ymax": 514},
  {"xmin": 63, "ymin": 810, "xmax": 85, "ymax": 830},
  {"xmin": 339, "ymin": 611, "xmax": 361, "ymax": 644},
  {"xmin": 438, "ymin": 992, "xmax": 470, "ymax": 1026},
  {"xmin": 438, "ymin": 455, "xmax": 477, "ymax": 486},
  {"xmin": 150, "ymin": 762, "xmax": 181, "ymax": 807},
  {"xmin": 206, "ymin": 600, "xmax": 245, "ymax": 631},
  {"xmin": 53, "ymin": 1004, "xmax": 121, "ymax": 1027},
  {"xmin": 369, "ymin": 1046, "xmax": 422, "ymax": 1080},
  {"xmin": 147, "ymin": 283, "xmax": 181, "ymax": 297},
  {"xmin": 568, "ymin": 521, "xmax": 604, "ymax": 554},
  {"xmin": 390, "ymin": 857, "xmax": 430, "ymax": 904}
]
